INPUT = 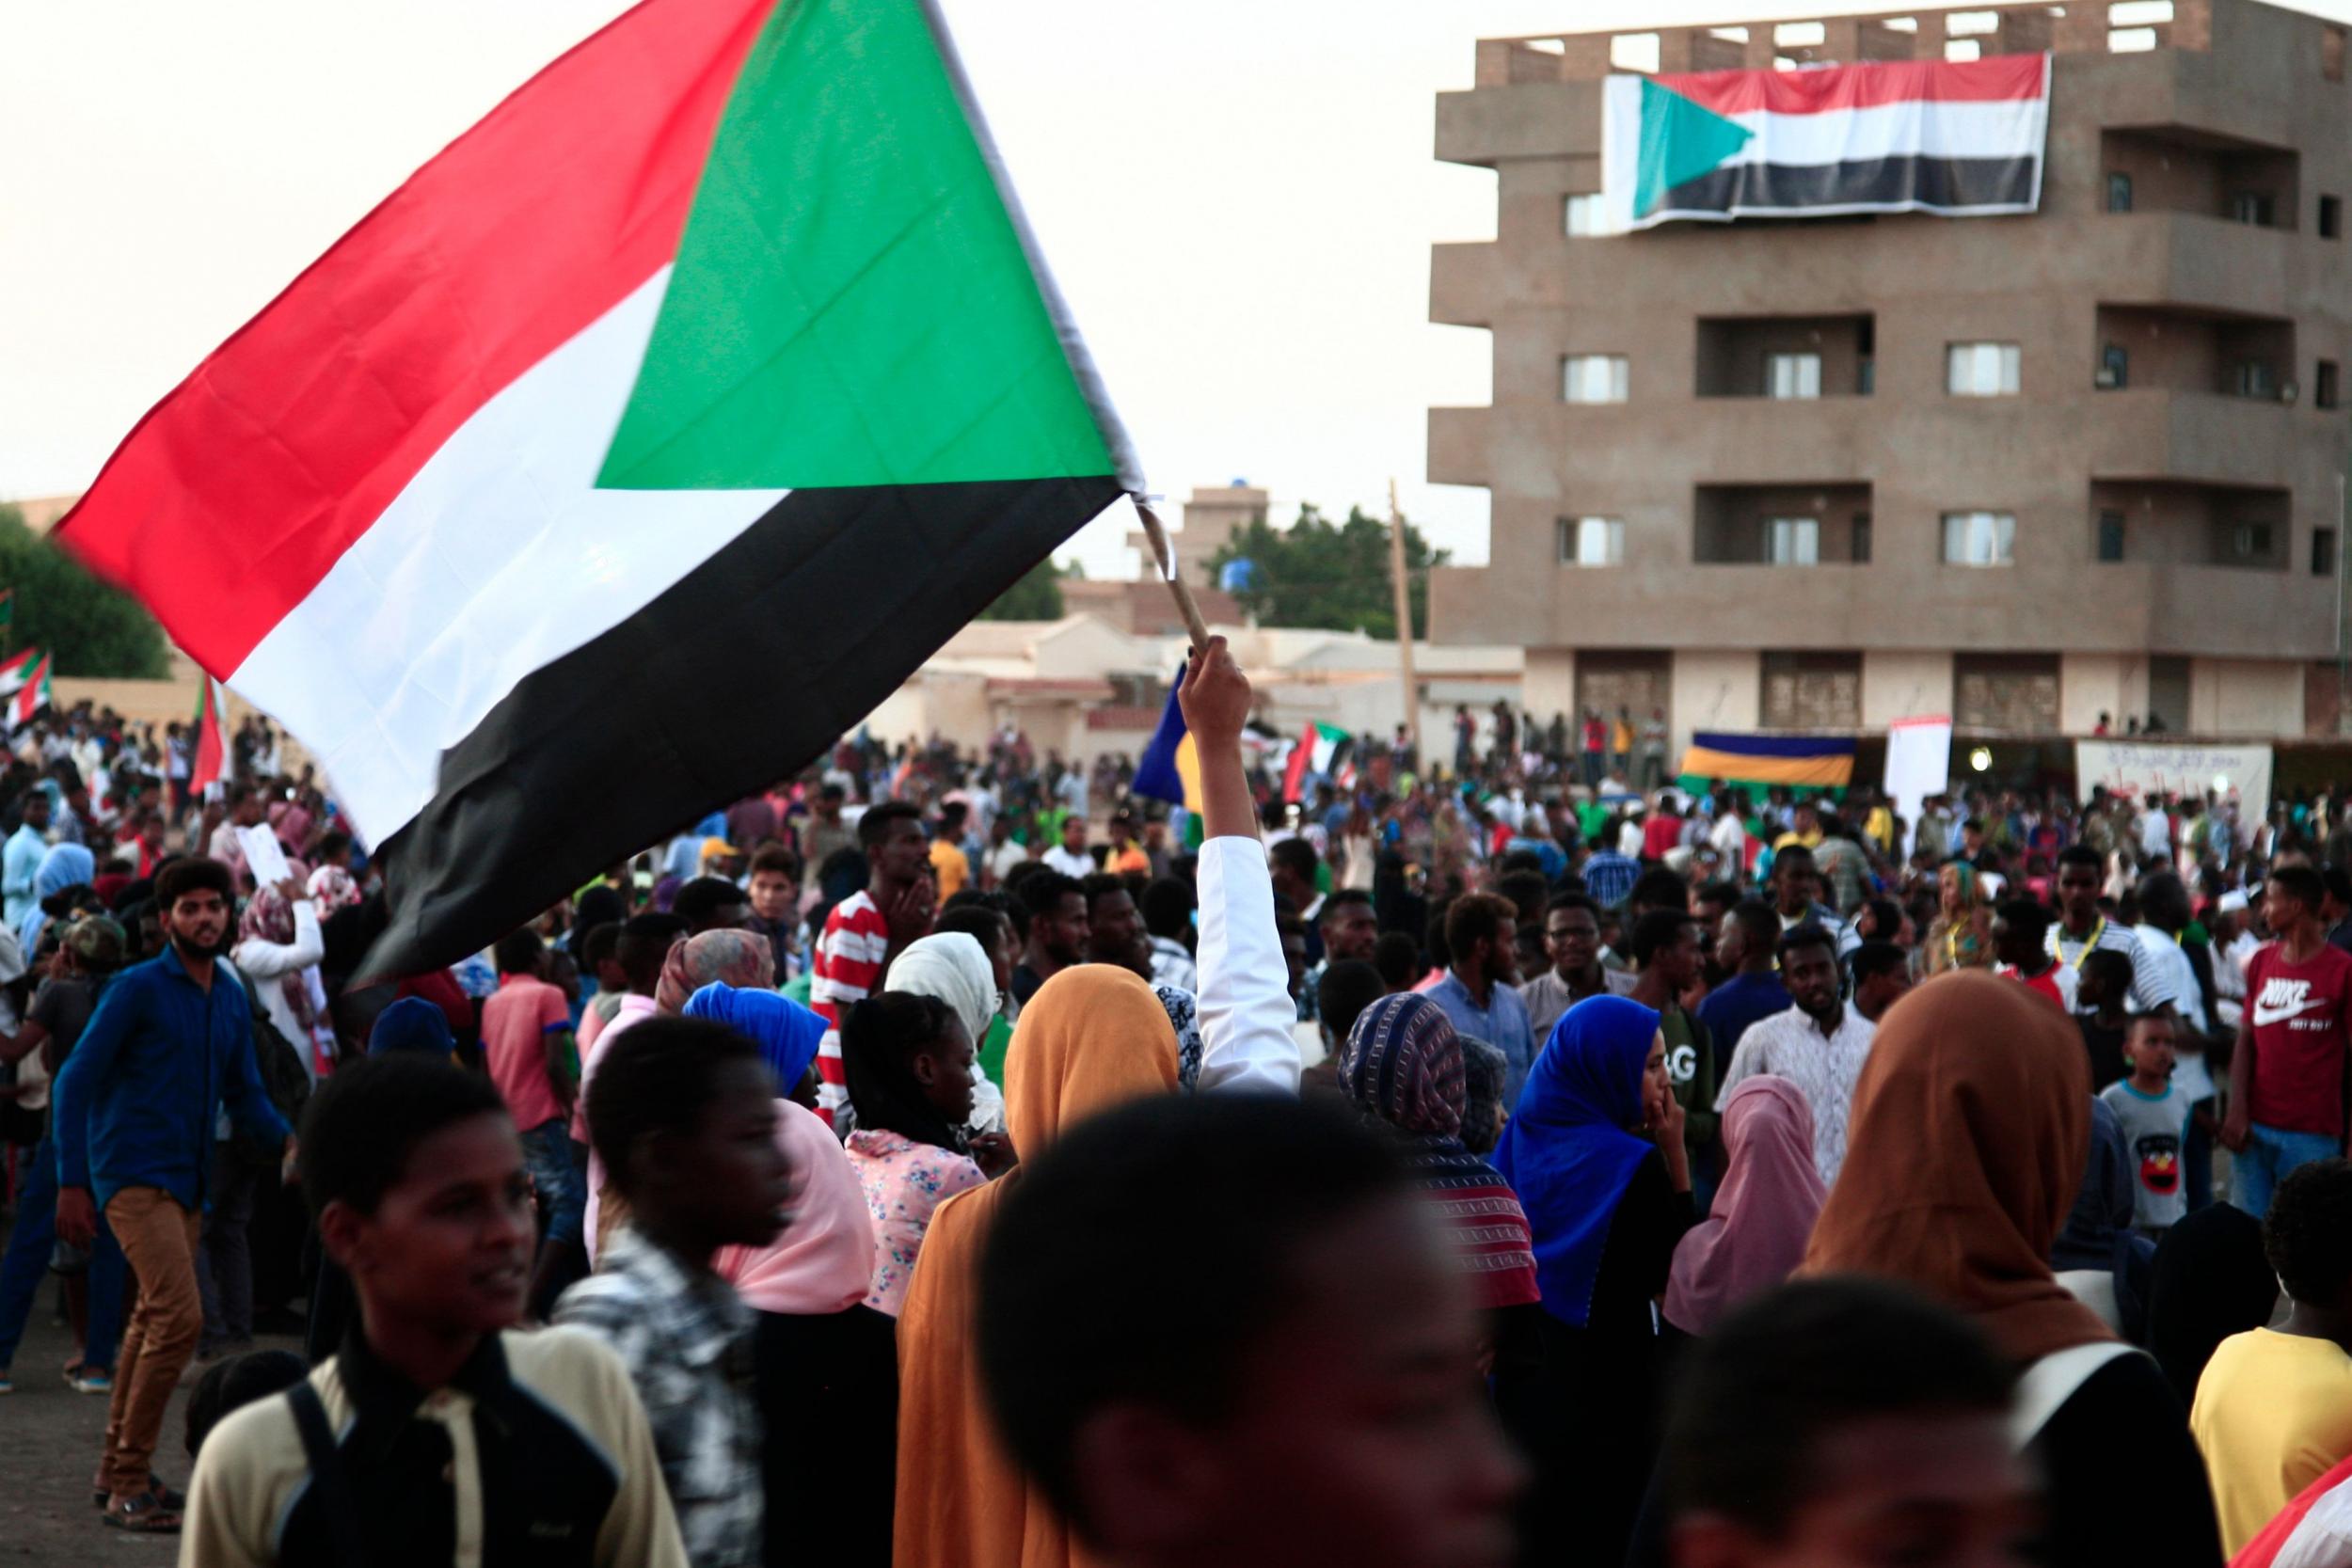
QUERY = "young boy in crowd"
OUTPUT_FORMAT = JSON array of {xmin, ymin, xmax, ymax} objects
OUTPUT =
[
  {"xmin": 2191, "ymin": 1159, "xmax": 2352, "ymax": 1557},
  {"xmin": 555, "ymin": 1018, "xmax": 791, "ymax": 1568},
  {"xmin": 1656, "ymin": 1278, "xmax": 2027, "ymax": 1568},
  {"xmin": 977, "ymin": 1092, "xmax": 1523, "ymax": 1568},
  {"xmin": 2099, "ymin": 1014, "xmax": 2191, "ymax": 1238},
  {"xmin": 2074, "ymin": 947, "xmax": 2136, "ymax": 1092},
  {"xmin": 182, "ymin": 1053, "xmax": 685, "ymax": 1565}
]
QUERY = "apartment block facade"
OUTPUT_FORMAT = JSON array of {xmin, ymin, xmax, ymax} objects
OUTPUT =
[{"xmin": 1427, "ymin": 0, "xmax": 2349, "ymax": 756}]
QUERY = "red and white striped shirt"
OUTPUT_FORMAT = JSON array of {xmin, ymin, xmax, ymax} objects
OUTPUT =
[{"xmin": 810, "ymin": 890, "xmax": 891, "ymax": 1129}]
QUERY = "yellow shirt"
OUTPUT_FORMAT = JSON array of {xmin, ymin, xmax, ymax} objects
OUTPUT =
[
  {"xmin": 1772, "ymin": 828, "xmax": 1823, "ymax": 851},
  {"xmin": 2191, "ymin": 1328, "xmax": 2352, "ymax": 1554},
  {"xmin": 929, "ymin": 838, "xmax": 971, "ymax": 901},
  {"xmin": 1106, "ymin": 845, "xmax": 1151, "ymax": 877}
]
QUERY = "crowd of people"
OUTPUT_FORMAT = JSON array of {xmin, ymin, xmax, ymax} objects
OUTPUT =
[{"xmin": 7, "ymin": 666, "xmax": 2352, "ymax": 1565}]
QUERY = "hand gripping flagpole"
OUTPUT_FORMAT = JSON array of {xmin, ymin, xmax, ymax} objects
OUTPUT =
[{"xmin": 1131, "ymin": 494, "xmax": 1213, "ymax": 655}]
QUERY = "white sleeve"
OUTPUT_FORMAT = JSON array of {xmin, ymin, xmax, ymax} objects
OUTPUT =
[
  {"xmin": 1714, "ymin": 1030, "xmax": 1761, "ymax": 1112},
  {"xmin": 229, "ymin": 900, "xmax": 325, "ymax": 979},
  {"xmin": 1193, "ymin": 836, "xmax": 1301, "ymax": 1095}
]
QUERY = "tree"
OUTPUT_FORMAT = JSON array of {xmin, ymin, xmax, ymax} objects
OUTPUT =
[
  {"xmin": 0, "ymin": 505, "xmax": 169, "ymax": 678},
  {"xmin": 978, "ymin": 553, "xmax": 1080, "ymax": 621},
  {"xmin": 1205, "ymin": 502, "xmax": 1449, "ymax": 639}
]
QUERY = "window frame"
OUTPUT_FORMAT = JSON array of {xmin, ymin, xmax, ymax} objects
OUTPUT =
[
  {"xmin": 1941, "ymin": 510, "xmax": 2017, "ymax": 567},
  {"xmin": 1946, "ymin": 341, "xmax": 2022, "ymax": 397},
  {"xmin": 1766, "ymin": 515, "xmax": 1820, "ymax": 565},
  {"xmin": 1555, "ymin": 515, "xmax": 1626, "ymax": 567},
  {"xmin": 1562, "ymin": 353, "xmax": 1630, "ymax": 404},
  {"xmin": 1564, "ymin": 193, "xmax": 1607, "ymax": 236},
  {"xmin": 2106, "ymin": 171, "xmax": 2134, "ymax": 213},
  {"xmin": 1765, "ymin": 352, "xmax": 1822, "ymax": 401}
]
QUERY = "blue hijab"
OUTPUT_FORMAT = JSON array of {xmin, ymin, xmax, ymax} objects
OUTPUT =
[
  {"xmin": 20, "ymin": 841, "xmax": 94, "ymax": 953},
  {"xmin": 369, "ymin": 996, "xmax": 457, "ymax": 1058},
  {"xmin": 1495, "ymin": 995, "xmax": 1661, "ymax": 1328},
  {"xmin": 683, "ymin": 982, "xmax": 826, "ymax": 1094}
]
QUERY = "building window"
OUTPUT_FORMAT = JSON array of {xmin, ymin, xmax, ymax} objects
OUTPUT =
[
  {"xmin": 1556, "ymin": 515, "xmax": 1625, "ymax": 566},
  {"xmin": 1767, "ymin": 516, "xmax": 1820, "ymax": 565},
  {"xmin": 1564, "ymin": 193, "xmax": 1607, "ymax": 236},
  {"xmin": 1851, "ymin": 514, "xmax": 1872, "ymax": 563},
  {"xmin": 2107, "ymin": 171, "xmax": 2134, "ymax": 213},
  {"xmin": 2322, "ymin": 361, "xmax": 2342, "ymax": 410},
  {"xmin": 2233, "ymin": 191, "xmax": 2276, "ymax": 227},
  {"xmin": 2325, "ymin": 195, "xmax": 2344, "ymax": 239},
  {"xmin": 1947, "ymin": 341, "xmax": 2022, "ymax": 397},
  {"xmin": 1942, "ymin": 511, "xmax": 2016, "ymax": 566},
  {"xmin": 1766, "ymin": 353, "xmax": 1821, "ymax": 400},
  {"xmin": 2317, "ymin": 527, "xmax": 2339, "ymax": 578},
  {"xmin": 2232, "ymin": 360, "xmax": 2278, "ymax": 399},
  {"xmin": 2231, "ymin": 522, "xmax": 2274, "ymax": 559},
  {"xmin": 2096, "ymin": 510, "xmax": 2126, "ymax": 562},
  {"xmin": 1761, "ymin": 652, "xmax": 1863, "ymax": 729},
  {"xmin": 2098, "ymin": 344, "xmax": 2129, "ymax": 388},
  {"xmin": 1955, "ymin": 653, "xmax": 2060, "ymax": 732},
  {"xmin": 1563, "ymin": 354, "xmax": 1629, "ymax": 404}
]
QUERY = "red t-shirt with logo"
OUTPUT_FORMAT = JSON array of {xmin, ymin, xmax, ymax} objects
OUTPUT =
[{"xmin": 2245, "ymin": 941, "xmax": 2352, "ymax": 1136}]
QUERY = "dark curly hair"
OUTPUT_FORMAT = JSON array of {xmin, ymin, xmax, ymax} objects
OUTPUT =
[
  {"xmin": 582, "ymin": 1017, "xmax": 762, "ymax": 1195},
  {"xmin": 2265, "ymin": 1158, "xmax": 2352, "ymax": 1307}
]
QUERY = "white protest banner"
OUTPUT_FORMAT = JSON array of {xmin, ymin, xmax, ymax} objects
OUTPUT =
[
  {"xmin": 237, "ymin": 825, "xmax": 292, "ymax": 889},
  {"xmin": 2074, "ymin": 740, "xmax": 2273, "ymax": 822},
  {"xmin": 1883, "ymin": 716, "xmax": 1951, "ymax": 859}
]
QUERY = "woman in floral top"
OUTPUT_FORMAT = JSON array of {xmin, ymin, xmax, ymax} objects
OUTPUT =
[{"xmin": 841, "ymin": 990, "xmax": 992, "ymax": 1315}]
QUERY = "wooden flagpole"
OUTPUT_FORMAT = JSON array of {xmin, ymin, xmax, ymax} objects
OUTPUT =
[
  {"xmin": 1132, "ymin": 496, "xmax": 1213, "ymax": 654},
  {"xmin": 1388, "ymin": 479, "xmax": 1421, "ymax": 760}
]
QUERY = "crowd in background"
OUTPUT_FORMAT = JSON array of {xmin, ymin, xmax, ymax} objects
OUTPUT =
[{"xmin": 8, "ymin": 672, "xmax": 2352, "ymax": 1565}]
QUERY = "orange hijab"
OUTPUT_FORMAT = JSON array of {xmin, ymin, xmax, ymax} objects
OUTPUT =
[
  {"xmin": 1800, "ymin": 969, "xmax": 2113, "ymax": 1365},
  {"xmin": 892, "ymin": 964, "xmax": 1180, "ymax": 1568}
]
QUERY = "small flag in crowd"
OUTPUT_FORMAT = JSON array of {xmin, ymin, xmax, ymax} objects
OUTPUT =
[
  {"xmin": 0, "ymin": 645, "xmax": 40, "ymax": 701},
  {"xmin": 1600, "ymin": 53, "xmax": 2049, "ymax": 232},
  {"xmin": 1676, "ymin": 732, "xmax": 1855, "ymax": 798},
  {"xmin": 1132, "ymin": 666, "xmax": 1204, "ymax": 847},
  {"xmin": 191, "ymin": 677, "xmax": 227, "ymax": 796},
  {"xmin": 7, "ymin": 652, "xmax": 52, "ymax": 735},
  {"xmin": 56, "ymin": 0, "xmax": 1139, "ymax": 978},
  {"xmin": 1282, "ymin": 720, "xmax": 1351, "ymax": 804},
  {"xmin": 0, "ymin": 588, "xmax": 17, "ymax": 632}
]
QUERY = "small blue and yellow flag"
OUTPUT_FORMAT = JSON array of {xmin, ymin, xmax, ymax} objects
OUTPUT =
[{"xmin": 1132, "ymin": 665, "xmax": 1204, "ymax": 846}]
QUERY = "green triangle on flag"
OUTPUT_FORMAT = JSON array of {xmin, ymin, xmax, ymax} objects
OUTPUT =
[
  {"xmin": 1636, "ymin": 79, "xmax": 1753, "ymax": 219},
  {"xmin": 595, "ymin": 0, "xmax": 1116, "ymax": 491}
]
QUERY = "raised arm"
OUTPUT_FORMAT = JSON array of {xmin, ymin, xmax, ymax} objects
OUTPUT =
[
  {"xmin": 1181, "ymin": 638, "xmax": 1298, "ymax": 1095},
  {"xmin": 229, "ymin": 881, "xmax": 324, "ymax": 979}
]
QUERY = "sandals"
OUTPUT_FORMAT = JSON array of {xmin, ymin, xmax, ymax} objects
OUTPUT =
[
  {"xmin": 100, "ymin": 1490, "xmax": 181, "ymax": 1534},
  {"xmin": 93, "ymin": 1478, "xmax": 184, "ymax": 1513}
]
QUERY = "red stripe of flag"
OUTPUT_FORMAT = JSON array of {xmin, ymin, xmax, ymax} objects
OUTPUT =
[
  {"xmin": 52, "ymin": 0, "xmax": 773, "ymax": 676},
  {"xmin": 1660, "ymin": 53, "xmax": 2046, "ymax": 118},
  {"xmin": 191, "ymin": 680, "xmax": 227, "ymax": 796}
]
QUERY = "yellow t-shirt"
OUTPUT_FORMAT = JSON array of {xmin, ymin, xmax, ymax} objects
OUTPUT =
[
  {"xmin": 928, "ymin": 838, "xmax": 971, "ymax": 901},
  {"xmin": 2191, "ymin": 1328, "xmax": 2352, "ymax": 1555}
]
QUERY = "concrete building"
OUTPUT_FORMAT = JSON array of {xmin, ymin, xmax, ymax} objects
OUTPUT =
[
  {"xmin": 1428, "ymin": 0, "xmax": 2351, "ymax": 759},
  {"xmin": 1125, "ymin": 482, "xmax": 1270, "ymax": 586}
]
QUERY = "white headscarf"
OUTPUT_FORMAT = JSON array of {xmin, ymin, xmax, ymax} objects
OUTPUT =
[{"xmin": 883, "ymin": 931, "xmax": 1008, "ymax": 1134}]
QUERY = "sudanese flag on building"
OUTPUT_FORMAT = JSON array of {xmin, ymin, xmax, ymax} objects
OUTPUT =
[{"xmin": 58, "ymin": 0, "xmax": 1138, "ymax": 979}]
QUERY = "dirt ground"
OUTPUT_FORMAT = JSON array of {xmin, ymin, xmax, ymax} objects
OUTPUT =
[{"xmin": 0, "ymin": 1208, "xmax": 300, "ymax": 1563}]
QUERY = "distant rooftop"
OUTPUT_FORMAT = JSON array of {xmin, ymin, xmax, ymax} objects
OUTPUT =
[{"xmin": 1472, "ymin": 0, "xmax": 2224, "ymax": 86}]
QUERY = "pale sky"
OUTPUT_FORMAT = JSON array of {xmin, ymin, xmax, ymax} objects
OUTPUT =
[{"xmin": 9, "ymin": 0, "xmax": 2351, "ymax": 580}]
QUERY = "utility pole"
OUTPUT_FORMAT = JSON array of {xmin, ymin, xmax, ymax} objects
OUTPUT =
[{"xmin": 1388, "ymin": 478, "xmax": 1421, "ymax": 762}]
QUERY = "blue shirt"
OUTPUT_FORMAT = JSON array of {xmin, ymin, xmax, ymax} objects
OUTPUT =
[
  {"xmin": 51, "ymin": 952, "xmax": 291, "ymax": 1211},
  {"xmin": 1695, "ymin": 971, "xmax": 1793, "ymax": 1071},
  {"xmin": 2, "ymin": 825, "xmax": 43, "ymax": 929},
  {"xmin": 1429, "ymin": 970, "xmax": 1537, "ymax": 1110}
]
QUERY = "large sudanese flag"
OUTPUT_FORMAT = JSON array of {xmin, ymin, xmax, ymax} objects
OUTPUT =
[
  {"xmin": 1600, "ymin": 53, "xmax": 2049, "ymax": 232},
  {"xmin": 57, "ymin": 0, "xmax": 1139, "ymax": 979}
]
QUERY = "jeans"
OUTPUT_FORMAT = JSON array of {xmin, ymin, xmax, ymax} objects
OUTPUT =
[
  {"xmin": 2232, "ymin": 1123, "xmax": 2341, "ymax": 1220},
  {"xmin": 1581, "ymin": 752, "xmax": 1603, "ymax": 788},
  {"xmin": 103, "ymin": 1188, "xmax": 203, "ymax": 1497},
  {"xmin": 197, "ymin": 1144, "xmax": 260, "ymax": 1345},
  {"xmin": 519, "ymin": 1118, "xmax": 585, "ymax": 1251},
  {"xmin": 0, "ymin": 1135, "xmax": 126, "ymax": 1371}
]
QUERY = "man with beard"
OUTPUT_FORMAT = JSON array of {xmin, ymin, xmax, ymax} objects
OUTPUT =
[
  {"xmin": 1430, "ymin": 892, "xmax": 1534, "ymax": 1108},
  {"xmin": 1082, "ymin": 873, "xmax": 1153, "ymax": 979},
  {"xmin": 51, "ymin": 858, "xmax": 294, "ymax": 1534}
]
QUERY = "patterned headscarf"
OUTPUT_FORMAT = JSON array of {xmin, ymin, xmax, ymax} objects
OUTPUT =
[
  {"xmin": 307, "ymin": 863, "xmax": 362, "ymax": 914},
  {"xmin": 1152, "ymin": 984, "xmax": 1204, "ymax": 1091},
  {"xmin": 1339, "ymin": 991, "xmax": 1464, "ymax": 1139},
  {"xmin": 236, "ymin": 881, "xmax": 319, "ymax": 1037},
  {"xmin": 654, "ymin": 927, "xmax": 773, "ymax": 1014}
]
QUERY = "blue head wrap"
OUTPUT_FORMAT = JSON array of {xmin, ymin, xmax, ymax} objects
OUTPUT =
[
  {"xmin": 369, "ymin": 996, "xmax": 457, "ymax": 1058},
  {"xmin": 1494, "ymin": 994, "xmax": 1661, "ymax": 1327},
  {"xmin": 683, "ymin": 982, "xmax": 826, "ymax": 1094}
]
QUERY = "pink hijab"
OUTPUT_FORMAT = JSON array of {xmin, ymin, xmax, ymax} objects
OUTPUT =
[
  {"xmin": 1663, "ymin": 1075, "xmax": 1827, "ymax": 1335},
  {"xmin": 718, "ymin": 1101, "xmax": 878, "ymax": 1316}
]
